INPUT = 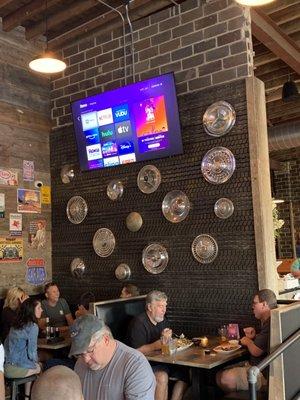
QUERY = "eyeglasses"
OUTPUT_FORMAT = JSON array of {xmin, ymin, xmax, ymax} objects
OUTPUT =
[{"xmin": 76, "ymin": 341, "xmax": 98, "ymax": 359}]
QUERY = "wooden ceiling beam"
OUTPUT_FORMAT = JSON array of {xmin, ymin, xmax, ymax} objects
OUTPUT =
[
  {"xmin": 269, "ymin": 4, "xmax": 300, "ymax": 25},
  {"xmin": 25, "ymin": 0, "xmax": 100, "ymax": 40},
  {"xmin": 261, "ymin": 0, "xmax": 300, "ymax": 14},
  {"xmin": 48, "ymin": 0, "xmax": 172, "ymax": 49},
  {"xmin": 251, "ymin": 8, "xmax": 300, "ymax": 74},
  {"xmin": 2, "ymin": 0, "xmax": 62, "ymax": 32},
  {"xmin": 0, "ymin": 0, "xmax": 14, "ymax": 10}
]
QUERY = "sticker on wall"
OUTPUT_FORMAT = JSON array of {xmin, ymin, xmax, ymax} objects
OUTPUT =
[
  {"xmin": 23, "ymin": 160, "xmax": 35, "ymax": 182},
  {"xmin": 28, "ymin": 220, "xmax": 46, "ymax": 249},
  {"xmin": 0, "ymin": 193, "xmax": 5, "ymax": 218},
  {"xmin": 17, "ymin": 189, "xmax": 41, "ymax": 213},
  {"xmin": 26, "ymin": 258, "xmax": 47, "ymax": 286},
  {"xmin": 41, "ymin": 186, "xmax": 51, "ymax": 205},
  {"xmin": 0, "ymin": 168, "xmax": 18, "ymax": 186},
  {"xmin": 0, "ymin": 237, "xmax": 23, "ymax": 263},
  {"xmin": 9, "ymin": 213, "xmax": 22, "ymax": 236}
]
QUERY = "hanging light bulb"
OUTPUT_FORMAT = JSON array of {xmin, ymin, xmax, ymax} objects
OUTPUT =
[
  {"xmin": 235, "ymin": 0, "xmax": 275, "ymax": 5},
  {"xmin": 282, "ymin": 78, "xmax": 300, "ymax": 103},
  {"xmin": 28, "ymin": 0, "xmax": 66, "ymax": 74},
  {"xmin": 29, "ymin": 51, "xmax": 66, "ymax": 74}
]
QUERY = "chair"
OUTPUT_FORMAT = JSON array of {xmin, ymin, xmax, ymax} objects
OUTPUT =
[{"xmin": 5, "ymin": 375, "xmax": 37, "ymax": 400}]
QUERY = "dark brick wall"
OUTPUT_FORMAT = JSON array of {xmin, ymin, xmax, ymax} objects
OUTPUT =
[
  {"xmin": 274, "ymin": 161, "xmax": 300, "ymax": 259},
  {"xmin": 50, "ymin": 0, "xmax": 253, "ymax": 129},
  {"xmin": 50, "ymin": 79, "xmax": 258, "ymax": 337}
]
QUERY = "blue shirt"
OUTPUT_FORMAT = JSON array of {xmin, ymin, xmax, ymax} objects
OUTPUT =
[{"xmin": 4, "ymin": 323, "xmax": 38, "ymax": 369}]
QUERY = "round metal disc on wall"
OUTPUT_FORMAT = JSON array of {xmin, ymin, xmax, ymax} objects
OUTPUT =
[
  {"xmin": 107, "ymin": 180, "xmax": 124, "ymax": 201},
  {"xmin": 66, "ymin": 196, "xmax": 88, "ymax": 224},
  {"xmin": 126, "ymin": 212, "xmax": 143, "ymax": 232},
  {"xmin": 115, "ymin": 263, "xmax": 131, "ymax": 281},
  {"xmin": 142, "ymin": 243, "xmax": 169, "ymax": 274},
  {"xmin": 214, "ymin": 198, "xmax": 234, "ymax": 219},
  {"xmin": 70, "ymin": 258, "xmax": 86, "ymax": 278},
  {"xmin": 191, "ymin": 234, "xmax": 218, "ymax": 264},
  {"xmin": 162, "ymin": 190, "xmax": 190, "ymax": 223},
  {"xmin": 60, "ymin": 165, "xmax": 75, "ymax": 184},
  {"xmin": 137, "ymin": 165, "xmax": 161, "ymax": 194},
  {"xmin": 203, "ymin": 101, "xmax": 236, "ymax": 137},
  {"xmin": 201, "ymin": 146, "xmax": 236, "ymax": 185},
  {"xmin": 93, "ymin": 228, "xmax": 115, "ymax": 257}
]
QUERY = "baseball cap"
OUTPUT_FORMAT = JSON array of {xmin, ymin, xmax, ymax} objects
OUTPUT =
[{"xmin": 69, "ymin": 314, "xmax": 105, "ymax": 357}]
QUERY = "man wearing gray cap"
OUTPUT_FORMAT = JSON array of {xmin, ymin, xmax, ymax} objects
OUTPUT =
[{"xmin": 69, "ymin": 314, "xmax": 156, "ymax": 400}]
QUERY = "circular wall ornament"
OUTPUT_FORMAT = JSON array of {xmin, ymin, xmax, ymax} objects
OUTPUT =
[
  {"xmin": 66, "ymin": 196, "xmax": 88, "ymax": 224},
  {"xmin": 126, "ymin": 212, "xmax": 143, "ymax": 232},
  {"xmin": 214, "ymin": 198, "xmax": 234, "ymax": 219},
  {"xmin": 203, "ymin": 101, "xmax": 236, "ymax": 137},
  {"xmin": 137, "ymin": 165, "xmax": 161, "ymax": 194},
  {"xmin": 115, "ymin": 263, "xmax": 131, "ymax": 281},
  {"xmin": 162, "ymin": 190, "xmax": 190, "ymax": 223},
  {"xmin": 70, "ymin": 258, "xmax": 86, "ymax": 278},
  {"xmin": 107, "ymin": 180, "xmax": 124, "ymax": 201},
  {"xmin": 142, "ymin": 243, "xmax": 169, "ymax": 274},
  {"xmin": 93, "ymin": 228, "xmax": 115, "ymax": 257},
  {"xmin": 201, "ymin": 146, "xmax": 236, "ymax": 185},
  {"xmin": 60, "ymin": 165, "xmax": 75, "ymax": 184},
  {"xmin": 191, "ymin": 234, "xmax": 218, "ymax": 264}
]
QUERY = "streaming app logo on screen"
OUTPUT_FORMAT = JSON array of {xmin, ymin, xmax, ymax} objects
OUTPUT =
[
  {"xmin": 85, "ymin": 128, "xmax": 100, "ymax": 145},
  {"xmin": 115, "ymin": 121, "xmax": 132, "ymax": 138},
  {"xmin": 97, "ymin": 108, "xmax": 113, "ymax": 126},
  {"xmin": 81, "ymin": 112, "xmax": 98, "ymax": 131},
  {"xmin": 99, "ymin": 124, "xmax": 115, "ymax": 141},
  {"xmin": 86, "ymin": 144, "xmax": 102, "ymax": 161},
  {"xmin": 113, "ymin": 104, "xmax": 129, "ymax": 123}
]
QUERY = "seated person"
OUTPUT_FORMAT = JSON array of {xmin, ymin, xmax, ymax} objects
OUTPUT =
[
  {"xmin": 216, "ymin": 289, "xmax": 277, "ymax": 393},
  {"xmin": 39, "ymin": 282, "xmax": 74, "ymax": 333},
  {"xmin": 31, "ymin": 365, "xmax": 83, "ymax": 400},
  {"xmin": 4, "ymin": 298, "xmax": 42, "ymax": 396},
  {"xmin": 290, "ymin": 258, "xmax": 300, "ymax": 282},
  {"xmin": 120, "ymin": 284, "xmax": 140, "ymax": 298},
  {"xmin": 75, "ymin": 292, "xmax": 95, "ymax": 318},
  {"xmin": 127, "ymin": 290, "xmax": 189, "ymax": 400},
  {"xmin": 0, "ymin": 341, "xmax": 4, "ymax": 400},
  {"xmin": 69, "ymin": 314, "xmax": 156, "ymax": 400},
  {"xmin": 1, "ymin": 286, "xmax": 28, "ymax": 340}
]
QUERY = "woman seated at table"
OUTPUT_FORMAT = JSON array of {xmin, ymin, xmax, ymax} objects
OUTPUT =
[
  {"xmin": 4, "ymin": 297, "xmax": 42, "ymax": 394},
  {"xmin": 39, "ymin": 282, "xmax": 74, "ymax": 333},
  {"xmin": 1, "ymin": 286, "xmax": 28, "ymax": 340}
]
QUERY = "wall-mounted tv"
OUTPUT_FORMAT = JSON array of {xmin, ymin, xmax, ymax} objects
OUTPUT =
[{"xmin": 71, "ymin": 73, "xmax": 183, "ymax": 171}]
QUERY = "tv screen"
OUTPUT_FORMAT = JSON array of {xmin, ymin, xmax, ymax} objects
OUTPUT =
[
  {"xmin": 71, "ymin": 73, "xmax": 183, "ymax": 171},
  {"xmin": 92, "ymin": 296, "xmax": 146, "ymax": 342}
]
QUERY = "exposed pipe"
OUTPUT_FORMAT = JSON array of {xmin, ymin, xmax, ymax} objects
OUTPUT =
[
  {"xmin": 268, "ymin": 121, "xmax": 300, "ymax": 152},
  {"xmin": 125, "ymin": 3, "xmax": 135, "ymax": 83}
]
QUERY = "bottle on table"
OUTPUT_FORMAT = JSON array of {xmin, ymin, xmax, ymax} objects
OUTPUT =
[{"xmin": 45, "ymin": 317, "xmax": 51, "ymax": 340}]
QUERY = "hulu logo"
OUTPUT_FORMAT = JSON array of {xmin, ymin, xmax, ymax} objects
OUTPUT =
[{"xmin": 101, "ymin": 129, "xmax": 114, "ymax": 138}]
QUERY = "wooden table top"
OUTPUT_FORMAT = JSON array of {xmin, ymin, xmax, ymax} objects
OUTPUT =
[
  {"xmin": 38, "ymin": 337, "xmax": 71, "ymax": 350},
  {"xmin": 147, "ymin": 337, "xmax": 247, "ymax": 370}
]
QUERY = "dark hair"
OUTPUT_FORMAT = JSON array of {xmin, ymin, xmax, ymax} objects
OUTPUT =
[
  {"xmin": 78, "ymin": 292, "xmax": 95, "ymax": 310},
  {"xmin": 122, "ymin": 284, "xmax": 140, "ymax": 297},
  {"xmin": 13, "ymin": 298, "xmax": 41, "ymax": 329},
  {"xmin": 44, "ymin": 282, "xmax": 58, "ymax": 293},
  {"xmin": 257, "ymin": 289, "xmax": 278, "ymax": 310}
]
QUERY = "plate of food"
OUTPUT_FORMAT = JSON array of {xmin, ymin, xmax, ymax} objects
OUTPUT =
[
  {"xmin": 176, "ymin": 338, "xmax": 193, "ymax": 352},
  {"xmin": 213, "ymin": 344, "xmax": 241, "ymax": 354}
]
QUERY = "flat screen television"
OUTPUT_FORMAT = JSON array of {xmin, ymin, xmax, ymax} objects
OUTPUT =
[
  {"xmin": 91, "ymin": 295, "xmax": 146, "ymax": 342},
  {"xmin": 71, "ymin": 73, "xmax": 183, "ymax": 171}
]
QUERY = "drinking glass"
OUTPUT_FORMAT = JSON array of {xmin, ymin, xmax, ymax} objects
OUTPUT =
[
  {"xmin": 169, "ymin": 339, "xmax": 177, "ymax": 362},
  {"xmin": 218, "ymin": 325, "xmax": 228, "ymax": 344}
]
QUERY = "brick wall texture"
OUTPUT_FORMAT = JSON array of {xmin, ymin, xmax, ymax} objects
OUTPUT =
[
  {"xmin": 274, "ymin": 161, "xmax": 300, "ymax": 259},
  {"xmin": 51, "ymin": 0, "xmax": 253, "ymax": 129}
]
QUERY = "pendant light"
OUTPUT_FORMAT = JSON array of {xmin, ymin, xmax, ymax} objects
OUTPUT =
[
  {"xmin": 29, "ymin": 0, "xmax": 66, "ymax": 74},
  {"xmin": 282, "ymin": 77, "xmax": 300, "ymax": 103},
  {"xmin": 235, "ymin": 0, "xmax": 275, "ymax": 5}
]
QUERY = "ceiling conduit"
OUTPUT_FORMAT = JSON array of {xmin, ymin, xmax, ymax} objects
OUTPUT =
[{"xmin": 268, "ymin": 121, "xmax": 300, "ymax": 152}]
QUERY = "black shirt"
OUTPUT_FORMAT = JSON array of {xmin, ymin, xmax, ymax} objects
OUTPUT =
[
  {"xmin": 250, "ymin": 318, "xmax": 270, "ymax": 366},
  {"xmin": 127, "ymin": 311, "xmax": 168, "ymax": 349},
  {"xmin": 1, "ymin": 307, "xmax": 18, "ymax": 340}
]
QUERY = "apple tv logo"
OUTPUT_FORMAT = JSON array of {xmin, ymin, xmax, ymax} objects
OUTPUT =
[{"xmin": 115, "ymin": 120, "xmax": 132, "ymax": 138}]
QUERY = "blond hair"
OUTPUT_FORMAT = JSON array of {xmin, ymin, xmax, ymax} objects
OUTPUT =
[{"xmin": 4, "ymin": 287, "xmax": 27, "ymax": 310}]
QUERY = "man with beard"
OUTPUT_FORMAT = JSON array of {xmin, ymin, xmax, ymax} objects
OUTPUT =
[
  {"xmin": 127, "ymin": 290, "xmax": 189, "ymax": 400},
  {"xmin": 70, "ymin": 314, "xmax": 155, "ymax": 400}
]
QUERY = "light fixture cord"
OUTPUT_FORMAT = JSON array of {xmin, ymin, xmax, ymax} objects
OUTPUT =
[
  {"xmin": 45, "ymin": 0, "xmax": 48, "ymax": 51},
  {"xmin": 96, "ymin": 0, "xmax": 127, "ymax": 85},
  {"xmin": 125, "ymin": 3, "xmax": 135, "ymax": 83}
]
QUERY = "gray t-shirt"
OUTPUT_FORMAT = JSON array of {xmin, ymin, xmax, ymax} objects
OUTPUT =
[
  {"xmin": 75, "ymin": 340, "xmax": 155, "ymax": 400},
  {"xmin": 41, "ymin": 298, "xmax": 71, "ymax": 327}
]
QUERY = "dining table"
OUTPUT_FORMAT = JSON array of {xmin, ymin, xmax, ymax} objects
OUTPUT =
[
  {"xmin": 146, "ymin": 336, "xmax": 248, "ymax": 400},
  {"xmin": 37, "ymin": 337, "xmax": 72, "ymax": 350}
]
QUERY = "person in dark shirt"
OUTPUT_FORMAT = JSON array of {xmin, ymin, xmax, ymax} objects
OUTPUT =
[
  {"xmin": 127, "ymin": 290, "xmax": 188, "ymax": 400},
  {"xmin": 216, "ymin": 288, "xmax": 278, "ymax": 393},
  {"xmin": 1, "ymin": 287, "xmax": 28, "ymax": 340}
]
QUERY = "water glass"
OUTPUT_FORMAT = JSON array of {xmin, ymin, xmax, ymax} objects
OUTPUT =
[{"xmin": 218, "ymin": 325, "xmax": 228, "ymax": 344}]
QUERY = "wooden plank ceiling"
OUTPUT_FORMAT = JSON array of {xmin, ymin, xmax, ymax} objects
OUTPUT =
[{"xmin": 0, "ymin": 0, "xmax": 299, "ymax": 129}]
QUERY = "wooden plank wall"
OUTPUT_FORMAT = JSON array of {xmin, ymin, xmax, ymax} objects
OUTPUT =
[
  {"xmin": 50, "ymin": 79, "xmax": 259, "ymax": 337},
  {"xmin": 0, "ymin": 25, "xmax": 52, "ymax": 297}
]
